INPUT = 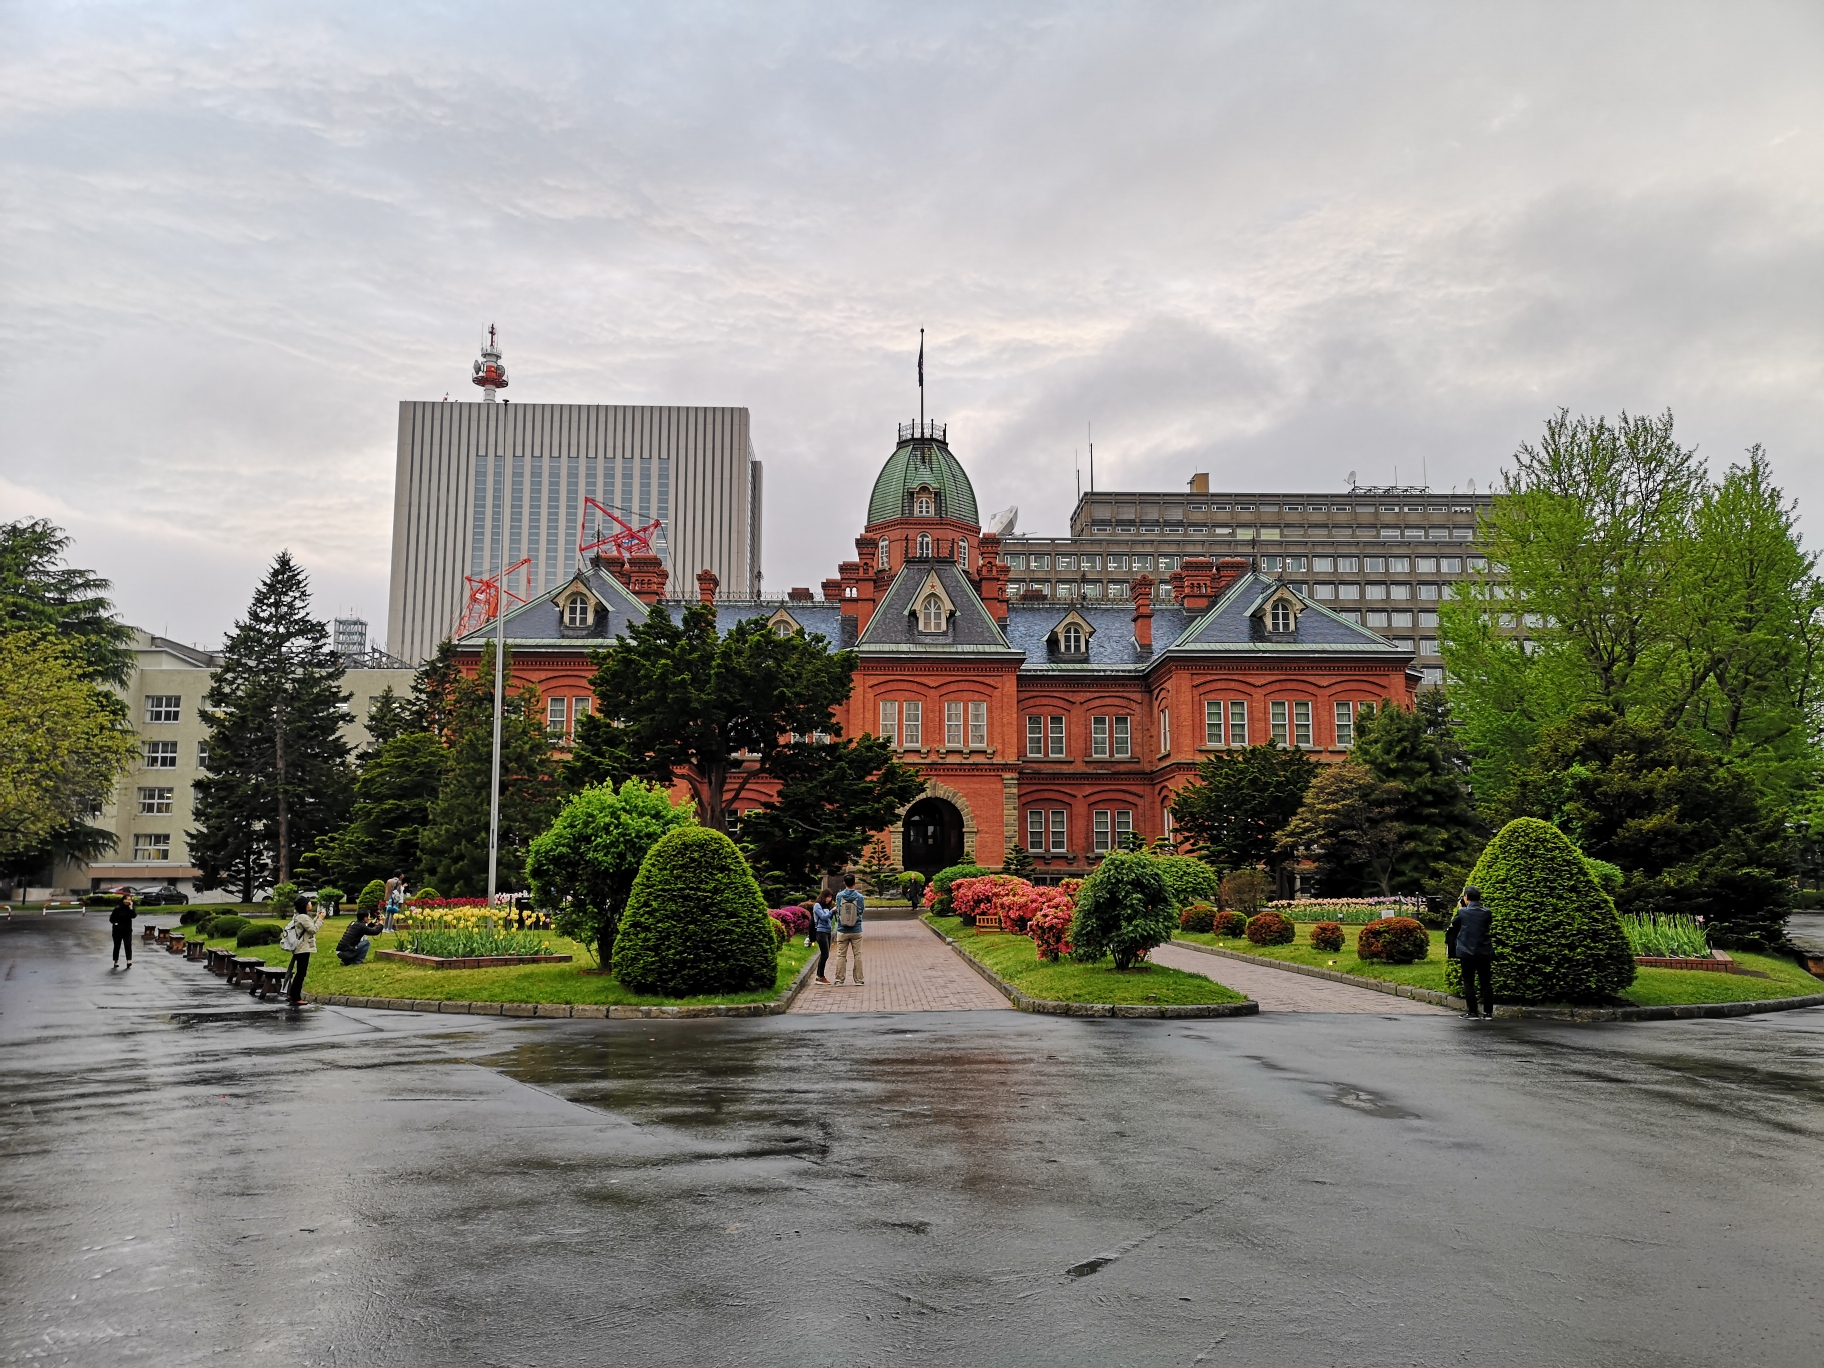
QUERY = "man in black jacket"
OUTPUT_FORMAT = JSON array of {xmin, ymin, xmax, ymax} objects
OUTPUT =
[
  {"xmin": 1448, "ymin": 887, "xmax": 1495, "ymax": 1020},
  {"xmin": 336, "ymin": 909, "xmax": 384, "ymax": 966}
]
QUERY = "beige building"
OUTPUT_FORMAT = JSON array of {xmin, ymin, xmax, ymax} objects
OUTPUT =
[{"xmin": 54, "ymin": 629, "xmax": 413, "ymax": 899}]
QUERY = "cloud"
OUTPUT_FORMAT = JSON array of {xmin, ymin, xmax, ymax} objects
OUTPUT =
[{"xmin": 1, "ymin": 1, "xmax": 1819, "ymax": 642}]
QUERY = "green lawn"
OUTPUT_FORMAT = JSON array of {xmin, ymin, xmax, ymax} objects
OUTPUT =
[
  {"xmin": 1174, "ymin": 924, "xmax": 1824, "ymax": 1007},
  {"xmin": 175, "ymin": 916, "xmax": 813, "ymax": 1007},
  {"xmin": 925, "ymin": 916, "xmax": 1246, "ymax": 1005}
]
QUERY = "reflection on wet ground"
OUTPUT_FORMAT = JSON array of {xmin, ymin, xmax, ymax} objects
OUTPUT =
[{"xmin": 5, "ymin": 915, "xmax": 1824, "ymax": 1367}]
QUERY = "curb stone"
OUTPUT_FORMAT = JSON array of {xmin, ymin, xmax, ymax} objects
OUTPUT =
[
  {"xmin": 310, "ymin": 954, "xmax": 817, "ymax": 1021},
  {"xmin": 1169, "ymin": 940, "xmax": 1824, "ymax": 1022},
  {"xmin": 919, "ymin": 918, "xmax": 1258, "ymax": 1019}
]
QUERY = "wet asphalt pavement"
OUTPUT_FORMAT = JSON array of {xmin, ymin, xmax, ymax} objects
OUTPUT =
[{"xmin": 4, "ymin": 915, "xmax": 1823, "ymax": 1368}]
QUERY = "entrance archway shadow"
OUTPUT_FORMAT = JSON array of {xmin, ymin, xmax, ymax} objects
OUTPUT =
[{"xmin": 902, "ymin": 797, "xmax": 965, "ymax": 874}]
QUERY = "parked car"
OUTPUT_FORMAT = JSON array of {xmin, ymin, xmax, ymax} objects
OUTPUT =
[{"xmin": 133, "ymin": 886, "xmax": 190, "ymax": 906}]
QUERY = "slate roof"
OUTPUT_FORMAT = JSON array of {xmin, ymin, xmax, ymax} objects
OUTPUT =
[
  {"xmin": 1168, "ymin": 572, "xmax": 1412, "ymax": 658},
  {"xmin": 1004, "ymin": 602, "xmax": 1180, "ymax": 672},
  {"xmin": 457, "ymin": 563, "xmax": 653, "ymax": 649},
  {"xmin": 855, "ymin": 560, "xmax": 1019, "ymax": 656}
]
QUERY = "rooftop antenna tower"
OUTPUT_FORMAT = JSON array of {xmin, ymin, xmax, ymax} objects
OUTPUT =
[
  {"xmin": 1087, "ymin": 422, "xmax": 1095, "ymax": 493},
  {"xmin": 472, "ymin": 324, "xmax": 508, "ymax": 402},
  {"xmin": 917, "ymin": 328, "xmax": 924, "ymax": 426}
]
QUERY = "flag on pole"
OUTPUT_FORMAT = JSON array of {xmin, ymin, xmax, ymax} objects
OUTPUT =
[{"xmin": 918, "ymin": 329, "xmax": 924, "ymax": 389}]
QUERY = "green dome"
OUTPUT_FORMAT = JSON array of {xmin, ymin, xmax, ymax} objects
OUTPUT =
[{"xmin": 865, "ymin": 423, "xmax": 979, "ymax": 528}]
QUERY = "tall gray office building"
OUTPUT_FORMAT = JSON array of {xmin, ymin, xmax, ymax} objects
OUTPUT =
[{"xmin": 386, "ymin": 343, "xmax": 762, "ymax": 663}]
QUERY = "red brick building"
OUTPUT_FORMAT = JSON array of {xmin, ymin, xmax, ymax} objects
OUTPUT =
[{"xmin": 457, "ymin": 421, "xmax": 1418, "ymax": 877}]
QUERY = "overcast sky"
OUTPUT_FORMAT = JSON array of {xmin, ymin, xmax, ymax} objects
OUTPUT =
[{"xmin": 4, "ymin": 1, "xmax": 1821, "ymax": 648}]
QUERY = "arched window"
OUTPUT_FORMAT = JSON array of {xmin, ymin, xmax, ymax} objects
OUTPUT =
[
  {"xmin": 920, "ymin": 594, "xmax": 946, "ymax": 632},
  {"xmin": 773, "ymin": 620, "xmax": 795, "ymax": 638},
  {"xmin": 956, "ymin": 538, "xmax": 969, "ymax": 568},
  {"xmin": 917, "ymin": 532, "xmax": 932, "ymax": 558},
  {"xmin": 564, "ymin": 594, "xmax": 591, "ymax": 628},
  {"xmin": 877, "ymin": 537, "xmax": 890, "ymax": 569},
  {"xmin": 1062, "ymin": 625, "xmax": 1084, "ymax": 653},
  {"xmin": 1270, "ymin": 601, "xmax": 1293, "ymax": 633},
  {"xmin": 915, "ymin": 495, "xmax": 934, "ymax": 517}
]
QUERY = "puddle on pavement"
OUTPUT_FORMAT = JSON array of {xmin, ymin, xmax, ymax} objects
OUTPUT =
[{"xmin": 1329, "ymin": 1086, "xmax": 1418, "ymax": 1119}]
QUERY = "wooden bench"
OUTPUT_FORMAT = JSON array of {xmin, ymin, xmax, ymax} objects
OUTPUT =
[
  {"xmin": 227, "ymin": 956, "xmax": 263, "ymax": 987},
  {"xmin": 141, "ymin": 923, "xmax": 158, "ymax": 942},
  {"xmin": 185, "ymin": 938, "xmax": 208, "ymax": 962},
  {"xmin": 250, "ymin": 965, "xmax": 289, "ymax": 1000},
  {"xmin": 207, "ymin": 946, "xmax": 233, "ymax": 976},
  {"xmin": 166, "ymin": 934, "xmax": 186, "ymax": 954},
  {"xmin": 154, "ymin": 927, "xmax": 171, "ymax": 944}
]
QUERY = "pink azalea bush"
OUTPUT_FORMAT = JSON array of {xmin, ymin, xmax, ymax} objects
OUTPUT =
[
  {"xmin": 771, "ymin": 904, "xmax": 812, "ymax": 936},
  {"xmin": 922, "ymin": 883, "xmax": 938, "ymax": 907},
  {"xmin": 1017, "ymin": 884, "xmax": 1079, "ymax": 959},
  {"xmin": 950, "ymin": 875, "xmax": 1036, "ymax": 930}
]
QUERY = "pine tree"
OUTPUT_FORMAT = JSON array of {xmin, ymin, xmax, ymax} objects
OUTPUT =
[
  {"xmin": 411, "ymin": 638, "xmax": 463, "ymax": 738},
  {"xmin": 1351, "ymin": 701, "xmax": 1483, "ymax": 890},
  {"xmin": 0, "ymin": 518, "xmax": 136, "ymax": 686},
  {"xmin": 191, "ymin": 553, "xmax": 353, "ymax": 897},
  {"xmin": 363, "ymin": 687, "xmax": 416, "ymax": 748},
  {"xmin": 417, "ymin": 641, "xmax": 559, "ymax": 895},
  {"xmin": 299, "ymin": 731, "xmax": 446, "ymax": 893},
  {"xmin": 854, "ymin": 835, "xmax": 899, "ymax": 897},
  {"xmin": 1000, "ymin": 841, "xmax": 1036, "ymax": 880}
]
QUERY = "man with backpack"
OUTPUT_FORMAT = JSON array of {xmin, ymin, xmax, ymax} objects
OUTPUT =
[{"xmin": 829, "ymin": 873, "xmax": 866, "ymax": 987}]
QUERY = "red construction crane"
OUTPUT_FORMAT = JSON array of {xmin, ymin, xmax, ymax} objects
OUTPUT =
[
  {"xmin": 454, "ymin": 558, "xmax": 533, "ymax": 638},
  {"xmin": 578, "ymin": 496, "xmax": 663, "ymax": 561}
]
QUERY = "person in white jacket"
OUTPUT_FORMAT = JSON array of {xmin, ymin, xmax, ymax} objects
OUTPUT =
[{"xmin": 284, "ymin": 898, "xmax": 327, "ymax": 1006}]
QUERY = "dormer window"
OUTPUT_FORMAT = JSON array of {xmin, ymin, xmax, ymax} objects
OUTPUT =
[
  {"xmin": 916, "ymin": 495, "xmax": 934, "ymax": 517},
  {"xmin": 1062, "ymin": 625, "xmax": 1084, "ymax": 653},
  {"xmin": 917, "ymin": 532, "xmax": 932, "ymax": 557},
  {"xmin": 773, "ymin": 620, "xmax": 794, "ymax": 638},
  {"xmin": 564, "ymin": 594, "xmax": 591, "ymax": 628},
  {"xmin": 920, "ymin": 594, "xmax": 946, "ymax": 633},
  {"xmin": 1270, "ymin": 601, "xmax": 1292, "ymax": 633}
]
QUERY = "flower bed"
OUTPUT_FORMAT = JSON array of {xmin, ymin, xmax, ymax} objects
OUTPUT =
[
  {"xmin": 1634, "ymin": 951, "xmax": 1735, "ymax": 974},
  {"xmin": 1267, "ymin": 898, "xmax": 1421, "ymax": 924},
  {"xmin": 375, "ymin": 949, "xmax": 573, "ymax": 970}
]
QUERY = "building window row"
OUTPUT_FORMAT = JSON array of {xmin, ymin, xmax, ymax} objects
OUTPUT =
[
  {"xmin": 133, "ymin": 833, "xmax": 171, "ymax": 862},
  {"xmin": 881, "ymin": 699, "xmax": 988, "ymax": 751},
  {"xmin": 1024, "ymin": 807, "xmax": 1136, "ymax": 854},
  {"xmin": 1026, "ymin": 714, "xmax": 1138, "ymax": 759},
  {"xmin": 545, "ymin": 695, "xmax": 594, "ymax": 737},
  {"xmin": 137, "ymin": 786, "xmax": 174, "ymax": 815},
  {"xmin": 1202, "ymin": 699, "xmax": 1359, "ymax": 749},
  {"xmin": 144, "ymin": 694, "xmax": 182, "ymax": 724}
]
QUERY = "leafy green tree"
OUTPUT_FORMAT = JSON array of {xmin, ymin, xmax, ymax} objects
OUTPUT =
[
  {"xmin": 612, "ymin": 825, "xmax": 778, "ymax": 995},
  {"xmin": 1069, "ymin": 849, "xmax": 1177, "ymax": 970},
  {"xmin": 1168, "ymin": 741, "xmax": 1317, "ymax": 892},
  {"xmin": 0, "ymin": 519, "xmax": 136, "ymax": 686},
  {"xmin": 416, "ymin": 641, "xmax": 559, "ymax": 895},
  {"xmin": 1276, "ymin": 757, "xmax": 1408, "ymax": 897},
  {"xmin": 190, "ymin": 553, "xmax": 353, "ymax": 896},
  {"xmin": 739, "ymin": 740, "xmax": 923, "ymax": 898},
  {"xmin": 1503, "ymin": 705, "xmax": 1790, "ymax": 947},
  {"xmin": 527, "ymin": 779, "xmax": 696, "ymax": 965},
  {"xmin": 299, "ymin": 731, "xmax": 446, "ymax": 893},
  {"xmin": 1350, "ymin": 701, "xmax": 1483, "ymax": 889},
  {"xmin": 0, "ymin": 631, "xmax": 138, "ymax": 860},
  {"xmin": 568, "ymin": 604, "xmax": 862, "ymax": 832},
  {"xmin": 1150, "ymin": 853, "xmax": 1222, "ymax": 907}
]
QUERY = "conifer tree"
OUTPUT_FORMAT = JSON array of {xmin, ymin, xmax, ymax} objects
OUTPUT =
[
  {"xmin": 1351, "ymin": 700, "xmax": 1483, "ymax": 889},
  {"xmin": 1000, "ymin": 841, "xmax": 1036, "ymax": 880},
  {"xmin": 416, "ymin": 641, "xmax": 559, "ymax": 895},
  {"xmin": 191, "ymin": 552, "xmax": 352, "ymax": 897}
]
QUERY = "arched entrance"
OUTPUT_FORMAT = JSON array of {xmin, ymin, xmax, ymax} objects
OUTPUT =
[{"xmin": 902, "ymin": 797, "xmax": 965, "ymax": 873}]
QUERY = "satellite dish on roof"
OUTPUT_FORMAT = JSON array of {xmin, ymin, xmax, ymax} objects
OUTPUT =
[{"xmin": 986, "ymin": 505, "xmax": 1018, "ymax": 536}]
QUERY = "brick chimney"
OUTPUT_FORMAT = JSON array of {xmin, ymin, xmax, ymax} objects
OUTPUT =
[
  {"xmin": 696, "ymin": 568, "xmax": 719, "ymax": 605},
  {"xmin": 1131, "ymin": 574, "xmax": 1154, "ymax": 656},
  {"xmin": 625, "ymin": 554, "xmax": 668, "ymax": 605},
  {"xmin": 1172, "ymin": 557, "xmax": 1215, "ymax": 612},
  {"xmin": 593, "ymin": 552, "xmax": 631, "ymax": 592},
  {"xmin": 788, "ymin": 586, "xmax": 814, "ymax": 602},
  {"xmin": 821, "ymin": 576, "xmax": 844, "ymax": 602},
  {"xmin": 977, "ymin": 532, "xmax": 1009, "ymax": 625},
  {"xmin": 1213, "ymin": 556, "xmax": 1251, "ymax": 597}
]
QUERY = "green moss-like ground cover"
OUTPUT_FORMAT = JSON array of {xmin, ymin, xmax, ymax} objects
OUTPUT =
[
  {"xmin": 926, "ymin": 916, "xmax": 1246, "ymax": 1005},
  {"xmin": 181, "ymin": 917, "xmax": 812, "ymax": 1007},
  {"xmin": 1174, "ymin": 925, "xmax": 1822, "ymax": 1007}
]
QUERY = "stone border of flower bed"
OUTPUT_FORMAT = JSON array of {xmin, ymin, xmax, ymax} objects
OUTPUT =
[
  {"xmin": 1170, "ymin": 939, "xmax": 1824, "ymax": 1022},
  {"xmin": 373, "ymin": 950, "xmax": 574, "ymax": 969},
  {"xmin": 924, "ymin": 922, "xmax": 1259, "ymax": 1019},
  {"xmin": 1633, "ymin": 951, "xmax": 1734, "ymax": 973},
  {"xmin": 310, "ymin": 956, "xmax": 818, "ymax": 1019}
]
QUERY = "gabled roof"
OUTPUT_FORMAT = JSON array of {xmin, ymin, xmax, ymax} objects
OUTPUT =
[
  {"xmin": 856, "ymin": 560, "xmax": 1017, "ymax": 655},
  {"xmin": 1166, "ymin": 572, "xmax": 1410, "ymax": 657},
  {"xmin": 1003, "ymin": 602, "xmax": 1184, "ymax": 672},
  {"xmin": 455, "ymin": 563, "xmax": 651, "ymax": 649}
]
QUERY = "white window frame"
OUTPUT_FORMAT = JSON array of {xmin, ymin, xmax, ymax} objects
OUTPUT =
[
  {"xmin": 1048, "ymin": 716, "xmax": 1066, "ymax": 758},
  {"xmin": 917, "ymin": 532, "xmax": 932, "ymax": 557},
  {"xmin": 920, "ymin": 594, "xmax": 946, "ymax": 633},
  {"xmin": 877, "ymin": 536, "xmax": 890, "ymax": 568},
  {"xmin": 1205, "ymin": 700, "xmax": 1223, "ymax": 746},
  {"xmin": 137, "ymin": 786, "xmax": 174, "ymax": 815},
  {"xmin": 1269, "ymin": 601, "xmax": 1292, "ymax": 632},
  {"xmin": 1112, "ymin": 715, "xmax": 1131, "ymax": 758},
  {"xmin": 902, "ymin": 700, "xmax": 923, "ymax": 747},
  {"xmin": 1048, "ymin": 809, "xmax": 1068, "ymax": 854},
  {"xmin": 1228, "ymin": 700, "xmax": 1248, "ymax": 746},
  {"xmin": 143, "ymin": 740, "xmax": 178, "ymax": 769},
  {"xmin": 945, "ymin": 701, "xmax": 964, "ymax": 747},
  {"xmin": 1159, "ymin": 707, "xmax": 1170, "ymax": 755},
  {"xmin": 1062, "ymin": 625, "xmax": 1084, "ymax": 653},
  {"xmin": 564, "ymin": 594, "xmax": 591, "ymax": 628},
  {"xmin": 1093, "ymin": 810, "xmax": 1113, "ymax": 852},
  {"xmin": 197, "ymin": 741, "xmax": 210, "ymax": 770},
  {"xmin": 1026, "ymin": 715, "xmax": 1043, "ymax": 757},
  {"xmin": 1115, "ymin": 810, "xmax": 1133, "ymax": 846},
  {"xmin": 1027, "ymin": 809, "xmax": 1045, "ymax": 852},
  {"xmin": 1335, "ymin": 701, "xmax": 1356, "ymax": 748},
  {"xmin": 1091, "ymin": 716, "xmax": 1109, "ymax": 758},
  {"xmin": 133, "ymin": 832, "xmax": 171, "ymax": 862},
  {"xmin": 546, "ymin": 696, "xmax": 568, "ymax": 735},
  {"xmin": 144, "ymin": 695, "xmax": 181, "ymax": 724},
  {"xmin": 916, "ymin": 495, "xmax": 934, "ymax": 517},
  {"xmin": 1293, "ymin": 700, "xmax": 1313, "ymax": 747},
  {"xmin": 879, "ymin": 701, "xmax": 899, "ymax": 746},
  {"xmin": 1270, "ymin": 700, "xmax": 1289, "ymax": 745},
  {"xmin": 956, "ymin": 538, "xmax": 968, "ymax": 568},
  {"xmin": 573, "ymin": 697, "xmax": 591, "ymax": 724},
  {"xmin": 968, "ymin": 701, "xmax": 987, "ymax": 748}
]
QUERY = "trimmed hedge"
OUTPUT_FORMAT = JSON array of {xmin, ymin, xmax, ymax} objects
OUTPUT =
[
  {"xmin": 1212, "ymin": 910, "xmax": 1247, "ymax": 937},
  {"xmin": 1447, "ymin": 818, "xmax": 1635, "ymax": 1005},
  {"xmin": 236, "ymin": 923, "xmax": 284, "ymax": 948},
  {"xmin": 1179, "ymin": 902, "xmax": 1217, "ymax": 934},
  {"xmin": 357, "ymin": 880, "xmax": 386, "ymax": 914},
  {"xmin": 1154, "ymin": 856, "xmax": 1223, "ymax": 909},
  {"xmin": 1357, "ymin": 917, "xmax": 1428, "ymax": 963},
  {"xmin": 1310, "ymin": 921, "xmax": 1345, "ymax": 952},
  {"xmin": 1244, "ymin": 910, "xmax": 1296, "ymax": 946},
  {"xmin": 208, "ymin": 915, "xmax": 250, "ymax": 941},
  {"xmin": 765, "ymin": 915, "xmax": 789, "ymax": 949},
  {"xmin": 612, "ymin": 827, "xmax": 778, "ymax": 996},
  {"xmin": 179, "ymin": 908, "xmax": 208, "ymax": 925}
]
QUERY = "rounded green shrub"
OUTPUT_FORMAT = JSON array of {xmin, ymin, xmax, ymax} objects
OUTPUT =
[
  {"xmin": 1447, "ymin": 818, "xmax": 1636, "ymax": 1005},
  {"xmin": 1356, "ymin": 917, "xmax": 1428, "ymax": 963},
  {"xmin": 929, "ymin": 864, "xmax": 992, "ymax": 918},
  {"xmin": 356, "ymin": 880, "xmax": 386, "ymax": 914},
  {"xmin": 1221, "ymin": 869, "xmax": 1271, "ymax": 914},
  {"xmin": 612, "ymin": 827, "xmax": 778, "ymax": 997},
  {"xmin": 766, "ymin": 915, "xmax": 788, "ymax": 949},
  {"xmin": 236, "ymin": 922, "xmax": 284, "ymax": 948},
  {"xmin": 1244, "ymin": 910, "xmax": 1295, "ymax": 946},
  {"xmin": 316, "ymin": 887, "xmax": 345, "ymax": 913},
  {"xmin": 1310, "ymin": 921, "xmax": 1345, "ymax": 952},
  {"xmin": 178, "ymin": 907, "xmax": 207, "ymax": 925},
  {"xmin": 1212, "ymin": 910, "xmax": 1247, "ymax": 937},
  {"xmin": 1179, "ymin": 902, "xmax": 1217, "ymax": 934},
  {"xmin": 414, "ymin": 886, "xmax": 440, "ymax": 901},
  {"xmin": 208, "ymin": 915, "xmax": 250, "ymax": 941},
  {"xmin": 1153, "ymin": 855, "xmax": 1223, "ymax": 909},
  {"xmin": 1070, "ymin": 850, "xmax": 1178, "ymax": 969}
]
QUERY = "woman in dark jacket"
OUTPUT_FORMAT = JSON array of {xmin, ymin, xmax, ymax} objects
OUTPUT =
[
  {"xmin": 1447, "ymin": 886, "xmax": 1496, "ymax": 1020},
  {"xmin": 109, "ymin": 891, "xmax": 137, "ymax": 968}
]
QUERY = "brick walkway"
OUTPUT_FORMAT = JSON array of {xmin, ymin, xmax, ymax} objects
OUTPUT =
[
  {"xmin": 787, "ymin": 920, "xmax": 1010, "ymax": 1014},
  {"xmin": 1150, "ymin": 942, "xmax": 1452, "ymax": 1014}
]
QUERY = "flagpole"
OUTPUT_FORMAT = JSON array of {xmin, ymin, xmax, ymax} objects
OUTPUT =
[{"xmin": 918, "ymin": 328, "xmax": 925, "ymax": 427}]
